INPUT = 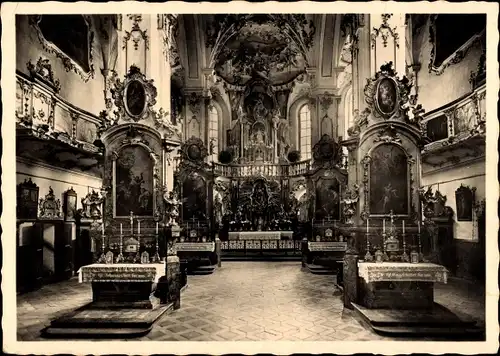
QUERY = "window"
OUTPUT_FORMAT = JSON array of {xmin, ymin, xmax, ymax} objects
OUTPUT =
[
  {"xmin": 208, "ymin": 105, "xmax": 219, "ymax": 162},
  {"xmin": 299, "ymin": 104, "xmax": 311, "ymax": 160}
]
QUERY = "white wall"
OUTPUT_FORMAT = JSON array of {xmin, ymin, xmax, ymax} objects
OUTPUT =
[
  {"xmin": 17, "ymin": 158, "xmax": 102, "ymax": 215},
  {"xmin": 421, "ymin": 159, "xmax": 485, "ymax": 241}
]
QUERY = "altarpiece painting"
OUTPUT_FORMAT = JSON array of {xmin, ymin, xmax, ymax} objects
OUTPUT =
[
  {"xmin": 315, "ymin": 177, "xmax": 341, "ymax": 220},
  {"xmin": 369, "ymin": 144, "xmax": 409, "ymax": 215},
  {"xmin": 115, "ymin": 145, "xmax": 154, "ymax": 217}
]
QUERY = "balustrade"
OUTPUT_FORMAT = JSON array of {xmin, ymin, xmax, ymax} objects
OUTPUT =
[
  {"xmin": 422, "ymin": 83, "xmax": 486, "ymax": 147},
  {"xmin": 212, "ymin": 160, "xmax": 311, "ymax": 178},
  {"xmin": 16, "ymin": 72, "xmax": 101, "ymax": 151}
]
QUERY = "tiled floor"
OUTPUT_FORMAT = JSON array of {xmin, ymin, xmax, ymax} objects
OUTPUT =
[{"xmin": 17, "ymin": 261, "xmax": 485, "ymax": 341}]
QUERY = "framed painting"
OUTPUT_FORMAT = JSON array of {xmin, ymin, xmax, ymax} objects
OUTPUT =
[
  {"xmin": 113, "ymin": 145, "xmax": 155, "ymax": 217},
  {"xmin": 368, "ymin": 144, "xmax": 410, "ymax": 216},
  {"xmin": 182, "ymin": 174, "xmax": 207, "ymax": 221},
  {"xmin": 455, "ymin": 185, "xmax": 475, "ymax": 221},
  {"xmin": 314, "ymin": 177, "xmax": 341, "ymax": 221}
]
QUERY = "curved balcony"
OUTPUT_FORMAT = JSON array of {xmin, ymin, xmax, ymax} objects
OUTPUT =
[{"xmin": 213, "ymin": 160, "xmax": 311, "ymax": 178}]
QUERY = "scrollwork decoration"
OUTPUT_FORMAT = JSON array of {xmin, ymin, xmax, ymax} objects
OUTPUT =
[{"xmin": 111, "ymin": 65, "xmax": 158, "ymax": 123}]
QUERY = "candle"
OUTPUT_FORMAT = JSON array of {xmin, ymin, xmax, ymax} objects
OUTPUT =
[
  {"xmin": 138, "ymin": 221, "xmax": 141, "ymax": 234},
  {"xmin": 102, "ymin": 222, "xmax": 105, "ymax": 234},
  {"xmin": 156, "ymin": 222, "xmax": 159, "ymax": 234},
  {"xmin": 402, "ymin": 220, "xmax": 405, "ymax": 234},
  {"xmin": 366, "ymin": 219, "xmax": 369, "ymax": 233},
  {"xmin": 418, "ymin": 221, "xmax": 421, "ymax": 234},
  {"xmin": 120, "ymin": 223, "xmax": 123, "ymax": 235},
  {"xmin": 383, "ymin": 219, "xmax": 386, "ymax": 233}
]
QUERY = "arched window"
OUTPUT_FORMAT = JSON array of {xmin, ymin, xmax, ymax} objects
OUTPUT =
[
  {"xmin": 208, "ymin": 105, "xmax": 219, "ymax": 162},
  {"xmin": 299, "ymin": 104, "xmax": 311, "ymax": 160}
]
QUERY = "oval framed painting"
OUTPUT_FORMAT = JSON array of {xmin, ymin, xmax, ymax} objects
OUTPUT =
[
  {"xmin": 375, "ymin": 77, "xmax": 398, "ymax": 117},
  {"xmin": 187, "ymin": 143, "xmax": 202, "ymax": 161},
  {"xmin": 124, "ymin": 79, "xmax": 148, "ymax": 119}
]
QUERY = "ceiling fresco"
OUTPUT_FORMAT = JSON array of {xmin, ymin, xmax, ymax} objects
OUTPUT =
[{"xmin": 206, "ymin": 14, "xmax": 315, "ymax": 85}]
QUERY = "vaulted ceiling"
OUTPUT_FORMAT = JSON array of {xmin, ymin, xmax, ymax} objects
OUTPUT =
[{"xmin": 176, "ymin": 14, "xmax": 348, "ymax": 88}]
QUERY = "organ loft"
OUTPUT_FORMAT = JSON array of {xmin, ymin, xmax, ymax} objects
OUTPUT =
[{"xmin": 10, "ymin": 9, "xmax": 491, "ymax": 346}]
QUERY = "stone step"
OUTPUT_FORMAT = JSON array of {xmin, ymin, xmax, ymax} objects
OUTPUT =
[
  {"xmin": 305, "ymin": 263, "xmax": 335, "ymax": 275},
  {"xmin": 41, "ymin": 304, "xmax": 172, "ymax": 338},
  {"xmin": 352, "ymin": 302, "xmax": 484, "ymax": 338},
  {"xmin": 42, "ymin": 326, "xmax": 152, "ymax": 338}
]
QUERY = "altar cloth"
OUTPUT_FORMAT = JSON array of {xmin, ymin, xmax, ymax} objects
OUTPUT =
[
  {"xmin": 176, "ymin": 242, "xmax": 215, "ymax": 252},
  {"xmin": 78, "ymin": 263, "xmax": 165, "ymax": 283},
  {"xmin": 228, "ymin": 231, "xmax": 292, "ymax": 240},
  {"xmin": 308, "ymin": 241, "xmax": 347, "ymax": 252},
  {"xmin": 357, "ymin": 262, "xmax": 448, "ymax": 284}
]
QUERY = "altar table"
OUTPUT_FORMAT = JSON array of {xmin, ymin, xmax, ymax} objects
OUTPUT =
[
  {"xmin": 357, "ymin": 262, "xmax": 448, "ymax": 284},
  {"xmin": 78, "ymin": 263, "xmax": 166, "ymax": 308},
  {"xmin": 228, "ymin": 231, "xmax": 293, "ymax": 240},
  {"xmin": 357, "ymin": 262, "xmax": 448, "ymax": 309}
]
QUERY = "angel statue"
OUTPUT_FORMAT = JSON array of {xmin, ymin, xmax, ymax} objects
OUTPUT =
[
  {"xmin": 341, "ymin": 184, "xmax": 359, "ymax": 225},
  {"xmin": 163, "ymin": 190, "xmax": 181, "ymax": 226}
]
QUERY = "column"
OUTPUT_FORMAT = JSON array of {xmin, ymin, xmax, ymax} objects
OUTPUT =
[{"xmin": 351, "ymin": 14, "xmax": 372, "ymax": 118}]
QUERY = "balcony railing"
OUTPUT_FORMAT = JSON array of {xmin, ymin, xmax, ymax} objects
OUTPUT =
[
  {"xmin": 16, "ymin": 71, "xmax": 102, "ymax": 153},
  {"xmin": 421, "ymin": 83, "xmax": 486, "ymax": 149}
]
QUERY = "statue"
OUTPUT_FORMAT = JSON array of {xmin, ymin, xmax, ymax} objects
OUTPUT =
[
  {"xmin": 163, "ymin": 190, "xmax": 181, "ymax": 226},
  {"xmin": 341, "ymin": 184, "xmax": 359, "ymax": 225}
]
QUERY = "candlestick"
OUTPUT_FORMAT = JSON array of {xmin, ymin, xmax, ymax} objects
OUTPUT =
[
  {"xmin": 98, "ymin": 222, "xmax": 106, "ymax": 263},
  {"xmin": 365, "ymin": 219, "xmax": 373, "ymax": 261},
  {"xmin": 130, "ymin": 211, "xmax": 134, "ymax": 235},
  {"xmin": 402, "ymin": 229, "xmax": 409, "ymax": 262}
]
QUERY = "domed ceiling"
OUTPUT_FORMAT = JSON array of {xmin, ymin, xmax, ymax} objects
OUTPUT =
[{"xmin": 207, "ymin": 15, "xmax": 315, "ymax": 86}]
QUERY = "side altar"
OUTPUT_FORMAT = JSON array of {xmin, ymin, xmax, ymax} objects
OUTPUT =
[
  {"xmin": 75, "ymin": 65, "xmax": 185, "ymax": 311},
  {"xmin": 42, "ymin": 64, "xmax": 185, "ymax": 338},
  {"xmin": 337, "ymin": 63, "xmax": 475, "ymax": 336}
]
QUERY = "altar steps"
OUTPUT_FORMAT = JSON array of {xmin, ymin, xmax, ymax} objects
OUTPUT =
[
  {"xmin": 305, "ymin": 263, "xmax": 335, "ymax": 275},
  {"xmin": 188, "ymin": 265, "xmax": 217, "ymax": 275},
  {"xmin": 352, "ymin": 303, "xmax": 484, "ymax": 339},
  {"xmin": 41, "ymin": 303, "xmax": 173, "ymax": 339}
]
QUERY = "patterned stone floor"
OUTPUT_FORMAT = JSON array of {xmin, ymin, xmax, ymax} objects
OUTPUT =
[{"xmin": 17, "ymin": 261, "xmax": 485, "ymax": 341}]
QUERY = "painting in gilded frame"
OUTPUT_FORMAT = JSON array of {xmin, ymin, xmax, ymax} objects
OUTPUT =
[
  {"xmin": 369, "ymin": 144, "xmax": 409, "ymax": 215},
  {"xmin": 115, "ymin": 145, "xmax": 154, "ymax": 217}
]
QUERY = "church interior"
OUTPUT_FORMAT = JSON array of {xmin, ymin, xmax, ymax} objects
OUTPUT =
[{"xmin": 12, "ymin": 13, "xmax": 489, "ymax": 342}]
